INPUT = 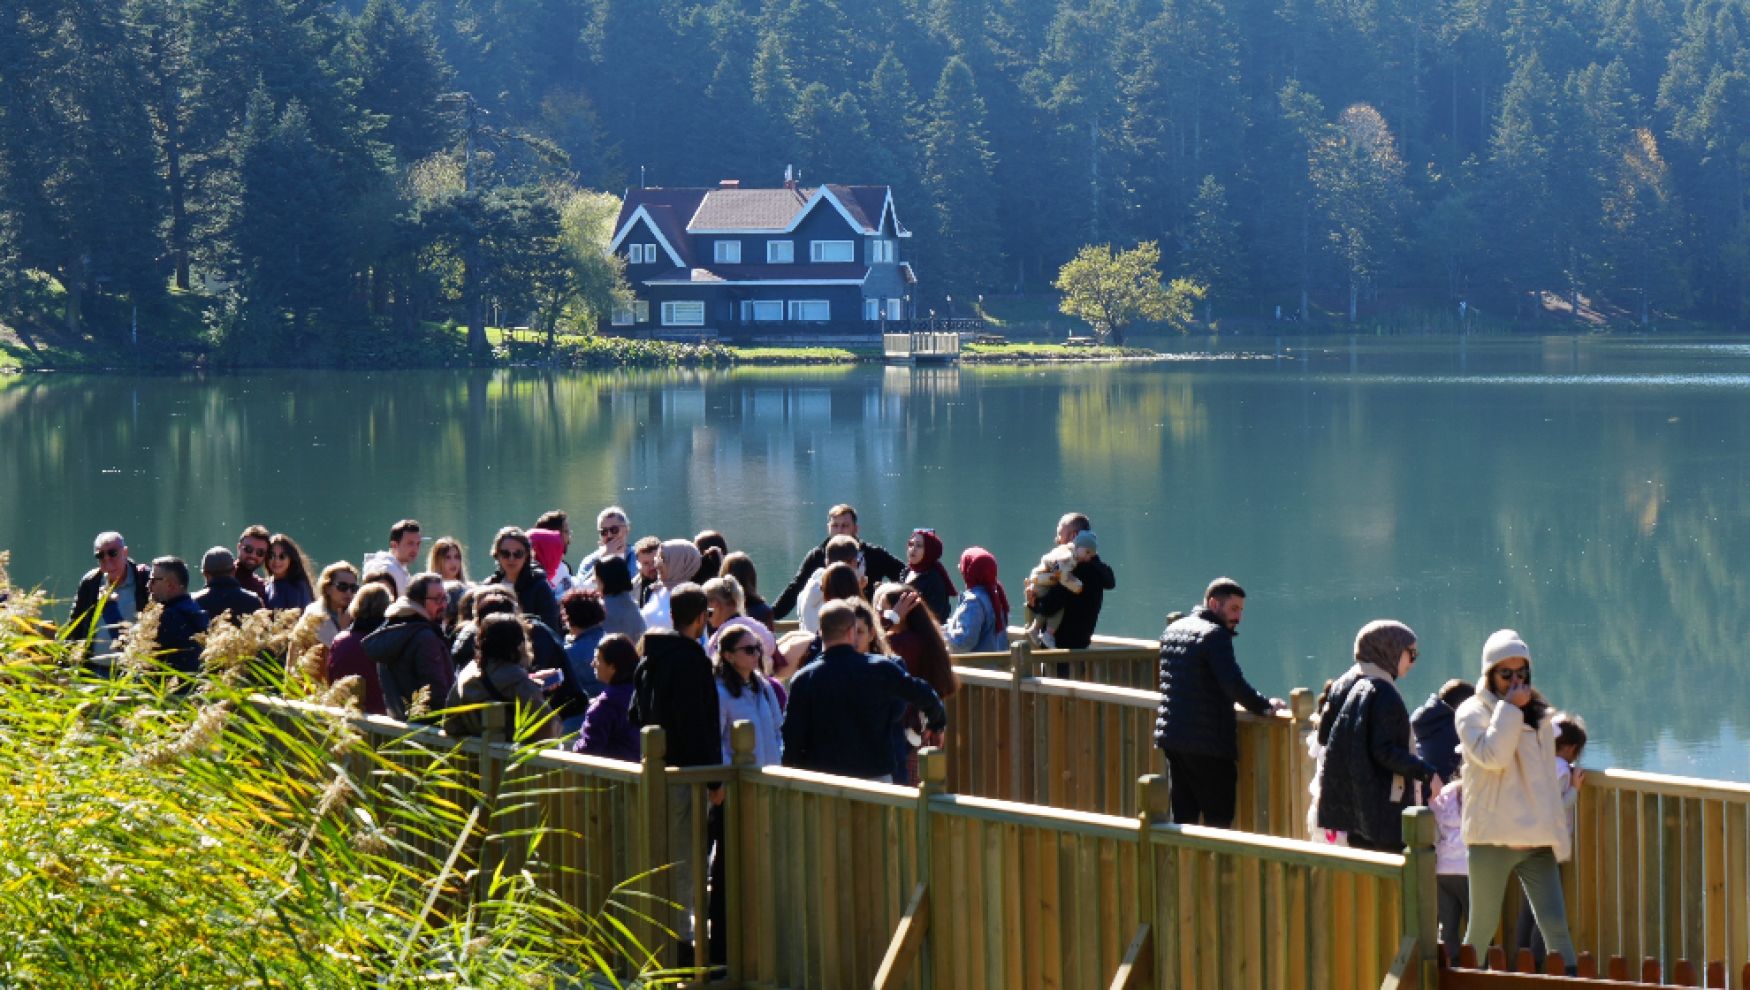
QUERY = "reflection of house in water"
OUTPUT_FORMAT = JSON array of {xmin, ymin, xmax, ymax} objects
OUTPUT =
[{"xmin": 882, "ymin": 364, "xmax": 961, "ymax": 398}]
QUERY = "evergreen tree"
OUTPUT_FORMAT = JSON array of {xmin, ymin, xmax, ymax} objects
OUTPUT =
[
  {"xmin": 345, "ymin": 0, "xmax": 455, "ymax": 165},
  {"xmin": 921, "ymin": 56, "xmax": 1002, "ymax": 295},
  {"xmin": 1310, "ymin": 104, "xmax": 1409, "ymax": 321},
  {"xmin": 1182, "ymin": 175, "xmax": 1243, "ymax": 318}
]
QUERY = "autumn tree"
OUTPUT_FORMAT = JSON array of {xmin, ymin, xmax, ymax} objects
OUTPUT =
[{"xmin": 1054, "ymin": 241, "xmax": 1204, "ymax": 344}]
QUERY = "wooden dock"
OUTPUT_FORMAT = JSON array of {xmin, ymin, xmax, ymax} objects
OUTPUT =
[
  {"xmin": 883, "ymin": 330, "xmax": 961, "ymax": 363},
  {"xmin": 252, "ymin": 633, "xmax": 1750, "ymax": 989}
]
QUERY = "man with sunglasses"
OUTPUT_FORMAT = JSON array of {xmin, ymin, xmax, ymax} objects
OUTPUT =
[
  {"xmin": 69, "ymin": 531, "xmax": 152, "ymax": 668},
  {"xmin": 574, "ymin": 506, "xmax": 630, "ymax": 591},
  {"xmin": 234, "ymin": 525, "xmax": 272, "ymax": 598}
]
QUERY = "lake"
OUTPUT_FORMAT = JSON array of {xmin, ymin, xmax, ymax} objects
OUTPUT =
[{"xmin": 4, "ymin": 335, "xmax": 1747, "ymax": 780}]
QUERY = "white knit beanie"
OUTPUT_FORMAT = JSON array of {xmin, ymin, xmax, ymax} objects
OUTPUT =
[{"xmin": 1480, "ymin": 628, "xmax": 1531, "ymax": 680}]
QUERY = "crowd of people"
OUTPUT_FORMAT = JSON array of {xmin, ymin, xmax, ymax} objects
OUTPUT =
[{"xmin": 67, "ymin": 509, "xmax": 1583, "ymax": 971}]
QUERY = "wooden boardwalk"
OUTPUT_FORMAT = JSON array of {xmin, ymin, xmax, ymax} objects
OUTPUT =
[{"xmin": 251, "ymin": 633, "xmax": 1750, "ymax": 989}]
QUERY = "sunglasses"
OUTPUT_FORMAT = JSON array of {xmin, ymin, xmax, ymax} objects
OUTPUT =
[
  {"xmin": 238, "ymin": 544, "xmax": 267, "ymax": 557},
  {"xmin": 599, "ymin": 525, "xmax": 623, "ymax": 537},
  {"xmin": 1495, "ymin": 665, "xmax": 1530, "ymax": 682},
  {"xmin": 94, "ymin": 547, "xmax": 123, "ymax": 560},
  {"xmin": 497, "ymin": 548, "xmax": 527, "ymax": 560},
  {"xmin": 1406, "ymin": 646, "xmax": 1419, "ymax": 662},
  {"xmin": 333, "ymin": 582, "xmax": 359, "ymax": 593},
  {"xmin": 270, "ymin": 550, "xmax": 291, "ymax": 561},
  {"xmin": 729, "ymin": 643, "xmax": 763, "ymax": 657}
]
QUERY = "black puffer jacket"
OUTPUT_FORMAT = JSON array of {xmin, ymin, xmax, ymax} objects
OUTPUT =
[
  {"xmin": 486, "ymin": 565, "xmax": 563, "ymax": 633},
  {"xmin": 629, "ymin": 630, "xmax": 721, "ymax": 768},
  {"xmin": 1315, "ymin": 664, "xmax": 1436, "ymax": 848},
  {"xmin": 1410, "ymin": 692, "xmax": 1463, "ymax": 782},
  {"xmin": 1153, "ymin": 607, "xmax": 1273, "ymax": 760}
]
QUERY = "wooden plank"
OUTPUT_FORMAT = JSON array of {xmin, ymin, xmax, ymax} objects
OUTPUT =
[
  {"xmin": 1378, "ymin": 936, "xmax": 1419, "ymax": 990},
  {"xmin": 1106, "ymin": 925, "xmax": 1153, "ymax": 990},
  {"xmin": 872, "ymin": 884, "xmax": 930, "ymax": 990},
  {"xmin": 1728, "ymin": 802, "xmax": 1749, "ymax": 980},
  {"xmin": 1041, "ymin": 824, "xmax": 1063, "ymax": 989},
  {"xmin": 1707, "ymin": 799, "xmax": 1727, "ymax": 970}
]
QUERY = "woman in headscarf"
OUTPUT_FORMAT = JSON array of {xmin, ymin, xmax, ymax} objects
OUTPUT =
[
  {"xmin": 640, "ymin": 538, "xmax": 703, "ymax": 630},
  {"xmin": 944, "ymin": 547, "xmax": 1010, "ymax": 654},
  {"xmin": 902, "ymin": 528, "xmax": 957, "ymax": 623},
  {"xmin": 1312, "ymin": 620, "xmax": 1436, "ymax": 853}
]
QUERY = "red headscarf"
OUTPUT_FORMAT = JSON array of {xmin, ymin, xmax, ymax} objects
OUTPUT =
[
  {"xmin": 957, "ymin": 547, "xmax": 1009, "ymax": 630},
  {"xmin": 907, "ymin": 528, "xmax": 958, "ymax": 599}
]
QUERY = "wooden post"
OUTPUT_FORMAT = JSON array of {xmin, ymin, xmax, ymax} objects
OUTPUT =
[
  {"xmin": 1008, "ymin": 638, "xmax": 1032, "ymax": 803},
  {"xmin": 726, "ymin": 720, "xmax": 755, "ymax": 984},
  {"xmin": 1402, "ymin": 806, "xmax": 1439, "ymax": 990},
  {"xmin": 638, "ymin": 725, "xmax": 670, "ymax": 967},
  {"xmin": 915, "ymin": 747, "xmax": 946, "ymax": 990},
  {"xmin": 1289, "ymin": 688, "xmax": 1317, "ymax": 840},
  {"xmin": 1126, "ymin": 774, "xmax": 1171, "ymax": 990},
  {"xmin": 475, "ymin": 703, "xmax": 509, "ymax": 905}
]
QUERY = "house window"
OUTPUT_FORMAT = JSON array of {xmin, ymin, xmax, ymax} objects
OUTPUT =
[
  {"xmin": 611, "ymin": 304, "xmax": 635, "ymax": 326},
  {"xmin": 643, "ymin": 243, "xmax": 657, "ymax": 264},
  {"xmin": 634, "ymin": 300, "xmax": 650, "ymax": 323},
  {"xmin": 868, "ymin": 238, "xmax": 895, "ymax": 264},
  {"xmin": 661, "ymin": 301, "xmax": 705, "ymax": 326},
  {"xmin": 864, "ymin": 298, "xmax": 880, "ymax": 321},
  {"xmin": 740, "ymin": 300, "xmax": 783, "ymax": 322},
  {"xmin": 767, "ymin": 240, "xmax": 794, "ymax": 263},
  {"xmin": 886, "ymin": 298, "xmax": 903, "ymax": 321},
  {"xmin": 627, "ymin": 244, "xmax": 644, "ymax": 264},
  {"xmin": 714, "ymin": 240, "xmax": 741, "ymax": 264},
  {"xmin": 810, "ymin": 240, "xmax": 854, "ymax": 263},
  {"xmin": 787, "ymin": 300, "xmax": 830, "ymax": 321}
]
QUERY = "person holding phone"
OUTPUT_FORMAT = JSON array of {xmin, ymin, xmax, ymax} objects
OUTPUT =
[{"xmin": 1453, "ymin": 630, "xmax": 1577, "ymax": 973}]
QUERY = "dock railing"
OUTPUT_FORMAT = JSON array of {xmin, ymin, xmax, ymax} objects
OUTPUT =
[{"xmin": 250, "ymin": 693, "xmax": 1434, "ymax": 988}]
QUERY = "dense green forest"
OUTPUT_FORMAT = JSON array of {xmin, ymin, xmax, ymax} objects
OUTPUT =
[{"xmin": 5, "ymin": 0, "xmax": 1750, "ymax": 349}]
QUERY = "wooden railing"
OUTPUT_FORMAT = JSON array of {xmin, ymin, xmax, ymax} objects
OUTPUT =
[
  {"xmin": 944, "ymin": 640, "xmax": 1319, "ymax": 834},
  {"xmin": 253, "ymin": 694, "xmax": 1433, "ymax": 988}
]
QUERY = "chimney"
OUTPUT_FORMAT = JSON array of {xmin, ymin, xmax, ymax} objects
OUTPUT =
[
  {"xmin": 719, "ymin": 178, "xmax": 741, "ymax": 188},
  {"xmin": 784, "ymin": 164, "xmax": 797, "ymax": 193}
]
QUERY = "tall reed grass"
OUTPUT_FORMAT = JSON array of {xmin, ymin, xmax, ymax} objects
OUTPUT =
[{"xmin": 0, "ymin": 552, "xmax": 671, "ymax": 988}]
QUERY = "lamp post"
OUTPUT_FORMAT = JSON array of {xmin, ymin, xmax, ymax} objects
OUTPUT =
[{"xmin": 945, "ymin": 294, "xmax": 954, "ymax": 320}]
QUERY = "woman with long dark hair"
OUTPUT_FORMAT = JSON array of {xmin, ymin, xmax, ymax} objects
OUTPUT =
[
  {"xmin": 875, "ymin": 582, "xmax": 958, "ymax": 782},
  {"xmin": 262, "ymin": 533, "xmax": 316, "ymax": 611},
  {"xmin": 485, "ymin": 526, "xmax": 562, "ymax": 632}
]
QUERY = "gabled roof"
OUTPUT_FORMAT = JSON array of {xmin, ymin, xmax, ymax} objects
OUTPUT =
[
  {"xmin": 609, "ymin": 188, "xmax": 708, "ymax": 266},
  {"xmin": 686, "ymin": 188, "xmax": 809, "ymax": 230}
]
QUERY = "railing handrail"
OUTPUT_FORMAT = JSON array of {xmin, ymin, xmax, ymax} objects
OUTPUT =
[
  {"xmin": 1586, "ymin": 765, "xmax": 1750, "ymax": 799},
  {"xmin": 1148, "ymin": 820, "xmax": 1405, "ymax": 876}
]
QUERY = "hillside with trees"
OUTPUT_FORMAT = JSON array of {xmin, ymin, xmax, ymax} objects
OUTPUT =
[{"xmin": 5, "ymin": 0, "xmax": 1750, "ymax": 352}]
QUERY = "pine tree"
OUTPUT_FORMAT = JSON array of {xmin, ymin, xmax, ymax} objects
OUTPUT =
[
  {"xmin": 1182, "ymin": 175, "xmax": 1244, "ymax": 317},
  {"xmin": 1310, "ymin": 104, "xmax": 1408, "ymax": 321},
  {"xmin": 921, "ymin": 56, "xmax": 1003, "ymax": 295},
  {"xmin": 345, "ymin": 0, "xmax": 456, "ymax": 165}
]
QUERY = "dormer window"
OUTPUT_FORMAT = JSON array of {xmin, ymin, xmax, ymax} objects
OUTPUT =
[
  {"xmin": 868, "ymin": 238, "xmax": 896, "ymax": 264},
  {"xmin": 628, "ymin": 244, "xmax": 645, "ymax": 264},
  {"xmin": 714, "ymin": 240, "xmax": 742, "ymax": 264}
]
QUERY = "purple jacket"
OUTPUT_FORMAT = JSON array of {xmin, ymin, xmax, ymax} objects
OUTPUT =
[{"xmin": 574, "ymin": 682, "xmax": 640, "ymax": 762}]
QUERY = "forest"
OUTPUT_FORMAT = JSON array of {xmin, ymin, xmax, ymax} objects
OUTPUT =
[{"xmin": 5, "ymin": 0, "xmax": 1750, "ymax": 350}]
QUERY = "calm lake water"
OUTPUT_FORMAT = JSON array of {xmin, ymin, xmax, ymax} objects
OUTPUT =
[{"xmin": 4, "ymin": 336, "xmax": 1748, "ymax": 779}]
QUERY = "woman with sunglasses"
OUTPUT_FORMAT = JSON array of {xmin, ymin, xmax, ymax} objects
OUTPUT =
[
  {"xmin": 1312, "ymin": 620, "xmax": 1436, "ymax": 852},
  {"xmin": 302, "ymin": 561, "xmax": 360, "ymax": 647},
  {"xmin": 1454, "ymin": 630, "xmax": 1577, "ymax": 972},
  {"xmin": 261, "ymin": 533, "xmax": 316, "ymax": 611},
  {"xmin": 704, "ymin": 617, "xmax": 784, "ymax": 965},
  {"xmin": 485, "ymin": 526, "xmax": 563, "ymax": 633}
]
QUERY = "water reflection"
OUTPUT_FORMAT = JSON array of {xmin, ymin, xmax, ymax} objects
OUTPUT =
[{"xmin": 3, "ymin": 340, "xmax": 1749, "ymax": 779}]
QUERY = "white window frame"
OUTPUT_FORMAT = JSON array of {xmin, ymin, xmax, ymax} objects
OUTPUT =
[
  {"xmin": 868, "ymin": 238, "xmax": 895, "ymax": 264},
  {"xmin": 810, "ymin": 240, "xmax": 854, "ymax": 263},
  {"xmin": 661, "ymin": 300, "xmax": 705, "ymax": 326},
  {"xmin": 740, "ymin": 300, "xmax": 783, "ymax": 322},
  {"xmin": 714, "ymin": 240, "xmax": 742, "ymax": 264},
  {"xmin": 611, "ymin": 303, "xmax": 635, "ymax": 326},
  {"xmin": 864, "ymin": 298, "xmax": 880, "ymax": 321},
  {"xmin": 634, "ymin": 300, "xmax": 650, "ymax": 323},
  {"xmin": 627, "ymin": 244, "xmax": 645, "ymax": 265},
  {"xmin": 643, "ymin": 243, "xmax": 657, "ymax": 264},
  {"xmin": 886, "ymin": 298, "xmax": 903, "ymax": 321},
  {"xmin": 787, "ymin": 299, "xmax": 830, "ymax": 321},
  {"xmin": 767, "ymin": 240, "xmax": 794, "ymax": 263}
]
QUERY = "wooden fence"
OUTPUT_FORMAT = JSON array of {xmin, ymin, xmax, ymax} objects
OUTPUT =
[{"xmin": 253, "ymin": 695, "xmax": 1434, "ymax": 989}]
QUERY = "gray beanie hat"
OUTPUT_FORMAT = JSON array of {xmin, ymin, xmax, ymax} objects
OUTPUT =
[
  {"xmin": 1072, "ymin": 530, "xmax": 1098, "ymax": 553},
  {"xmin": 1480, "ymin": 628, "xmax": 1531, "ymax": 680}
]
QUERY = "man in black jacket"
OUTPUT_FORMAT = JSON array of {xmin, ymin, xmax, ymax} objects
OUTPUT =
[
  {"xmin": 1154, "ymin": 577, "xmax": 1283, "ymax": 828},
  {"xmin": 1031, "ymin": 530, "xmax": 1116, "ymax": 651},
  {"xmin": 147, "ymin": 556, "xmax": 210, "ymax": 677},
  {"xmin": 192, "ymin": 547, "xmax": 264, "ymax": 622},
  {"xmin": 771, "ymin": 504, "xmax": 904, "ymax": 618},
  {"xmin": 69, "ymin": 531, "xmax": 152, "ymax": 669},
  {"xmin": 629, "ymin": 582, "xmax": 720, "ymax": 947},
  {"xmin": 364, "ymin": 573, "xmax": 455, "ymax": 721},
  {"xmin": 782, "ymin": 600, "xmax": 948, "ymax": 780}
]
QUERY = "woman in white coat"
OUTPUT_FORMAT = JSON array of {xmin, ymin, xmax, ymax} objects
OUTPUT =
[{"xmin": 1455, "ymin": 629, "xmax": 1577, "ymax": 972}]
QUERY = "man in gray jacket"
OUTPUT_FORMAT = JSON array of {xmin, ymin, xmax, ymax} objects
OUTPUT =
[{"xmin": 1154, "ymin": 577, "xmax": 1283, "ymax": 828}]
